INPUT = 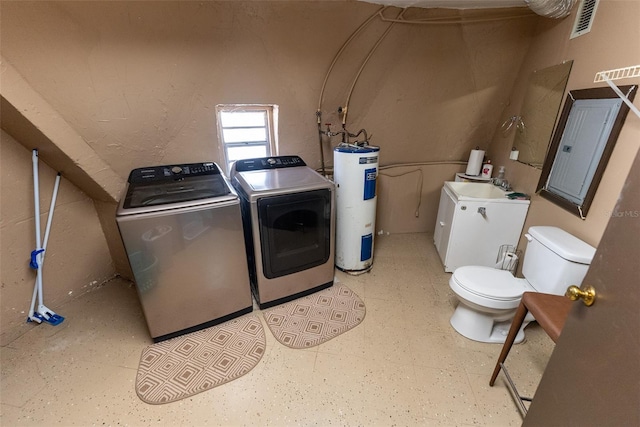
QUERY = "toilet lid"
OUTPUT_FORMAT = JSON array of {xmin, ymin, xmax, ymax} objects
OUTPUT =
[{"xmin": 453, "ymin": 266, "xmax": 528, "ymax": 301}]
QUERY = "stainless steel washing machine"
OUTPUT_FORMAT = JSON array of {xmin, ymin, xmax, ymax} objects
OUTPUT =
[
  {"xmin": 116, "ymin": 162, "xmax": 252, "ymax": 342},
  {"xmin": 231, "ymin": 155, "xmax": 335, "ymax": 309}
]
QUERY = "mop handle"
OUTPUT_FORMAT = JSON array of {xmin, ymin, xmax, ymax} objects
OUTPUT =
[
  {"xmin": 35, "ymin": 172, "xmax": 61, "ymax": 311},
  {"xmin": 32, "ymin": 150, "xmax": 42, "ymax": 251},
  {"xmin": 41, "ymin": 173, "xmax": 61, "ymax": 258},
  {"xmin": 27, "ymin": 151, "xmax": 65, "ymax": 325},
  {"xmin": 28, "ymin": 150, "xmax": 42, "ymax": 321}
]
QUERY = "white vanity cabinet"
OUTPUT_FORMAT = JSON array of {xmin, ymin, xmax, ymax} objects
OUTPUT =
[{"xmin": 434, "ymin": 182, "xmax": 530, "ymax": 272}]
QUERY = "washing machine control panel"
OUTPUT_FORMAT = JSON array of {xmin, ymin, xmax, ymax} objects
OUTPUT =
[
  {"xmin": 128, "ymin": 162, "xmax": 221, "ymax": 183},
  {"xmin": 234, "ymin": 155, "xmax": 306, "ymax": 172}
]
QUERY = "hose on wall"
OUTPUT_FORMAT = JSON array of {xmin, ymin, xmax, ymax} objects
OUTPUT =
[
  {"xmin": 318, "ymin": 160, "xmax": 466, "ymax": 221},
  {"xmin": 378, "ymin": 168, "xmax": 424, "ymax": 218}
]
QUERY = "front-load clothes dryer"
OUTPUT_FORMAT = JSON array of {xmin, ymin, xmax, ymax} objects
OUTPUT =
[
  {"xmin": 231, "ymin": 155, "xmax": 335, "ymax": 309},
  {"xmin": 116, "ymin": 162, "xmax": 252, "ymax": 342}
]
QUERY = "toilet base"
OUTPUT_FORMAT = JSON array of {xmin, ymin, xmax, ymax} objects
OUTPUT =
[{"xmin": 450, "ymin": 303, "xmax": 529, "ymax": 344}]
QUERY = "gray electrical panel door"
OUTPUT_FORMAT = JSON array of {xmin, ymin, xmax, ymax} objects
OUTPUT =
[{"xmin": 546, "ymin": 98, "xmax": 622, "ymax": 205}]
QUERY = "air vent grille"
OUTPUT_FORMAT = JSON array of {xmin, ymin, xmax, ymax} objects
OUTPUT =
[{"xmin": 570, "ymin": 0, "xmax": 599, "ymax": 39}]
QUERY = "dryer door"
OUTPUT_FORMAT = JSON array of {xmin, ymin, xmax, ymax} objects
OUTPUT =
[{"xmin": 257, "ymin": 189, "xmax": 331, "ymax": 279}]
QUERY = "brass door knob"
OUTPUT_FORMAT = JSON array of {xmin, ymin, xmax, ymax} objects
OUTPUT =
[{"xmin": 566, "ymin": 285, "xmax": 596, "ymax": 306}]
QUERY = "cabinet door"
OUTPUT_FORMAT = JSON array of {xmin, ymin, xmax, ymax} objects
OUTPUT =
[
  {"xmin": 445, "ymin": 201, "xmax": 528, "ymax": 272},
  {"xmin": 434, "ymin": 187, "xmax": 455, "ymax": 265}
]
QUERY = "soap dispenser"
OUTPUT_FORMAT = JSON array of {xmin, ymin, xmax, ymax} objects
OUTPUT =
[{"xmin": 494, "ymin": 166, "xmax": 505, "ymax": 187}]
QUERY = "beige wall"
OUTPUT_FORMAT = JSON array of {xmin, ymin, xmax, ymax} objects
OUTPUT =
[
  {"xmin": 0, "ymin": 131, "xmax": 116, "ymax": 341},
  {"xmin": 3, "ymin": 0, "xmax": 636, "ymax": 331},
  {"xmin": 1, "ymin": 1, "xmax": 539, "ymax": 233},
  {"xmin": 488, "ymin": 0, "xmax": 640, "ymax": 249},
  {"xmin": 376, "ymin": 162, "xmax": 467, "ymax": 234}
]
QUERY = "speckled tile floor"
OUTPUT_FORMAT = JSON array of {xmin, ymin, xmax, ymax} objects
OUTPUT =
[{"xmin": 0, "ymin": 233, "xmax": 554, "ymax": 426}]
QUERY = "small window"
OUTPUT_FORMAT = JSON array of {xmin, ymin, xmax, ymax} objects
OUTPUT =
[{"xmin": 216, "ymin": 105, "xmax": 278, "ymax": 174}]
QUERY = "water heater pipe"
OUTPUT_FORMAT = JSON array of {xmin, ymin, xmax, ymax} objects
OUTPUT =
[
  {"xmin": 376, "ymin": 9, "xmax": 535, "ymax": 25},
  {"xmin": 342, "ymin": 8, "xmax": 407, "ymax": 126},
  {"xmin": 317, "ymin": 6, "xmax": 386, "ymax": 176},
  {"xmin": 317, "ymin": 6, "xmax": 386, "ymax": 114}
]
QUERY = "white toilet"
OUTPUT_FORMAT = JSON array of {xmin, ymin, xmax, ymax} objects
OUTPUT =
[{"xmin": 449, "ymin": 226, "xmax": 596, "ymax": 344}]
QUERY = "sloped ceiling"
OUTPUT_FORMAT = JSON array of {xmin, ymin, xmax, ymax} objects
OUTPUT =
[{"xmin": 359, "ymin": 0, "xmax": 527, "ymax": 9}]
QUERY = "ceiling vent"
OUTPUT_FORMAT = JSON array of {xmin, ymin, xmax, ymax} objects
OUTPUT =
[{"xmin": 570, "ymin": 0, "xmax": 599, "ymax": 39}]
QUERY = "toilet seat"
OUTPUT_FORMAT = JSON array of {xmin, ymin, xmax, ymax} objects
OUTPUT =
[{"xmin": 450, "ymin": 266, "xmax": 534, "ymax": 310}]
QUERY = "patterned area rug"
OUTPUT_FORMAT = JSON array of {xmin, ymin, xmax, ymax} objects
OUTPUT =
[
  {"xmin": 136, "ymin": 314, "xmax": 265, "ymax": 404},
  {"xmin": 263, "ymin": 282, "xmax": 366, "ymax": 349}
]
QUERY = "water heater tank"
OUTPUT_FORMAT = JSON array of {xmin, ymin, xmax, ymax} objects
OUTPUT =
[{"xmin": 333, "ymin": 144, "xmax": 380, "ymax": 273}]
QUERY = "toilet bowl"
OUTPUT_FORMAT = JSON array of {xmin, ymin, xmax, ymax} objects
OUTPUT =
[
  {"xmin": 449, "ymin": 266, "xmax": 534, "ymax": 343},
  {"xmin": 448, "ymin": 226, "xmax": 596, "ymax": 344}
]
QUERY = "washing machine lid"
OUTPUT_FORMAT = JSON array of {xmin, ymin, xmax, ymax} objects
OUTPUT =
[
  {"xmin": 118, "ymin": 162, "xmax": 236, "ymax": 215},
  {"xmin": 453, "ymin": 266, "xmax": 526, "ymax": 301},
  {"xmin": 233, "ymin": 156, "xmax": 333, "ymax": 200},
  {"xmin": 233, "ymin": 155, "xmax": 306, "ymax": 172}
]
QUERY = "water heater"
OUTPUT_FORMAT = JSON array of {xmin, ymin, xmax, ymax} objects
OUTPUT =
[{"xmin": 333, "ymin": 144, "xmax": 379, "ymax": 273}]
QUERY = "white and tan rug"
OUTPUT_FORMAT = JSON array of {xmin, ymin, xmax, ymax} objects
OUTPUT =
[
  {"xmin": 136, "ymin": 314, "xmax": 265, "ymax": 404},
  {"xmin": 262, "ymin": 282, "xmax": 366, "ymax": 349}
]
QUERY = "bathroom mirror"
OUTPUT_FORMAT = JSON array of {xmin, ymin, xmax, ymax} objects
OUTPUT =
[
  {"xmin": 537, "ymin": 85, "xmax": 637, "ymax": 219},
  {"xmin": 512, "ymin": 61, "xmax": 573, "ymax": 169}
]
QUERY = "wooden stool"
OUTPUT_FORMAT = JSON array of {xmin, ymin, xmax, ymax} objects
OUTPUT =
[{"xmin": 489, "ymin": 292, "xmax": 573, "ymax": 414}]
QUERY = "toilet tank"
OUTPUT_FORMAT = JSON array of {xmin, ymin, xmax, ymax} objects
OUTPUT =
[{"xmin": 523, "ymin": 226, "xmax": 597, "ymax": 295}]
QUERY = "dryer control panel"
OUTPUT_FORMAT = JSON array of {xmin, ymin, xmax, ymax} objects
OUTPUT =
[
  {"xmin": 128, "ymin": 162, "xmax": 221, "ymax": 184},
  {"xmin": 233, "ymin": 156, "xmax": 306, "ymax": 172}
]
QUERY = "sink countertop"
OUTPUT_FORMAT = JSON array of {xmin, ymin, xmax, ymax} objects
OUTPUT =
[{"xmin": 444, "ymin": 181, "xmax": 530, "ymax": 204}]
